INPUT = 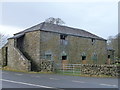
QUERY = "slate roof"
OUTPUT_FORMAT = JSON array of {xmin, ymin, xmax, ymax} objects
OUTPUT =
[
  {"xmin": 107, "ymin": 47, "xmax": 115, "ymax": 51},
  {"xmin": 10, "ymin": 22, "xmax": 106, "ymax": 40}
]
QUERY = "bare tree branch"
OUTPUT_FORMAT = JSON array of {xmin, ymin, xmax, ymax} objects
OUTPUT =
[
  {"xmin": 107, "ymin": 34, "xmax": 119, "ymax": 59},
  {"xmin": 45, "ymin": 17, "xmax": 65, "ymax": 25},
  {"xmin": 0, "ymin": 33, "xmax": 9, "ymax": 48}
]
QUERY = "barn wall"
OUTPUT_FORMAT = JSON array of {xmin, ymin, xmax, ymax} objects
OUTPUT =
[
  {"xmin": 40, "ymin": 31, "xmax": 107, "ymax": 65},
  {"xmin": 7, "ymin": 39, "xmax": 31, "ymax": 71},
  {"xmin": 22, "ymin": 31, "xmax": 41, "ymax": 71}
]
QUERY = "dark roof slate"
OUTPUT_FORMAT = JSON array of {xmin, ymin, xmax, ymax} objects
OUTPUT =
[
  {"xmin": 107, "ymin": 47, "xmax": 115, "ymax": 51},
  {"xmin": 10, "ymin": 22, "xmax": 106, "ymax": 40}
]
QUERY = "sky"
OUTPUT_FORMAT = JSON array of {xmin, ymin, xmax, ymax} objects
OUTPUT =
[{"xmin": 0, "ymin": 0, "xmax": 119, "ymax": 39}]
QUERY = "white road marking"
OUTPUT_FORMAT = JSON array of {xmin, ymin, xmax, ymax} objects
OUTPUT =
[
  {"xmin": 1, "ymin": 79, "xmax": 54, "ymax": 88},
  {"xmin": 15, "ymin": 74, "xmax": 23, "ymax": 76},
  {"xmin": 49, "ymin": 78, "xmax": 59, "ymax": 80},
  {"xmin": 100, "ymin": 84, "xmax": 117, "ymax": 87},
  {"xmin": 72, "ymin": 80, "xmax": 86, "ymax": 83}
]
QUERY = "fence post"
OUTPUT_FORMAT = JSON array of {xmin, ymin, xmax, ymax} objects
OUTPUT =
[
  {"xmin": 80, "ymin": 64, "xmax": 82, "ymax": 75},
  {"xmin": 73, "ymin": 65, "xmax": 75, "ymax": 75},
  {"xmin": 63, "ymin": 64, "xmax": 64, "ymax": 74}
]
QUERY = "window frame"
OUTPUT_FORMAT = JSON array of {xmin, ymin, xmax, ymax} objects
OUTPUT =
[
  {"xmin": 60, "ymin": 34, "xmax": 67, "ymax": 40},
  {"xmin": 45, "ymin": 54, "xmax": 52, "ymax": 60},
  {"xmin": 62, "ymin": 55, "xmax": 67, "ymax": 60}
]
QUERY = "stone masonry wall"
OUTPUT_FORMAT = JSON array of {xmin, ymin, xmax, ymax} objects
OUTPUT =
[
  {"xmin": 0, "ymin": 48, "xmax": 3, "ymax": 66},
  {"xmin": 67, "ymin": 36, "xmax": 107, "ymax": 64},
  {"xmin": 23, "ymin": 31, "xmax": 41, "ymax": 71},
  {"xmin": 61, "ymin": 64, "xmax": 120, "ymax": 77},
  {"xmin": 40, "ymin": 31, "xmax": 60, "ymax": 64},
  {"xmin": 7, "ymin": 39, "xmax": 31, "ymax": 71},
  {"xmin": 39, "ymin": 59, "xmax": 55, "ymax": 72},
  {"xmin": 40, "ymin": 31, "xmax": 107, "ymax": 65},
  {"xmin": 80, "ymin": 64, "xmax": 120, "ymax": 77},
  {"xmin": 0, "ymin": 47, "xmax": 7, "ymax": 66}
]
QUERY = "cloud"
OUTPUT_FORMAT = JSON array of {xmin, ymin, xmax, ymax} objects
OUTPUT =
[
  {"xmin": 0, "ymin": 0, "xmax": 119, "ymax": 2},
  {"xmin": 1, "ymin": 1, "xmax": 118, "ymax": 39},
  {"xmin": 0, "ymin": 25, "xmax": 23, "ymax": 36}
]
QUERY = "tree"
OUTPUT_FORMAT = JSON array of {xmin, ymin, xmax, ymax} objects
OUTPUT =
[
  {"xmin": 0, "ymin": 33, "xmax": 9, "ymax": 48},
  {"xmin": 45, "ymin": 17, "xmax": 65, "ymax": 25},
  {"xmin": 107, "ymin": 34, "xmax": 119, "ymax": 59}
]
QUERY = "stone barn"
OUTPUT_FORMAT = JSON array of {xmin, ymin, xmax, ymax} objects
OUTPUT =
[{"xmin": 0, "ymin": 22, "xmax": 108, "ymax": 71}]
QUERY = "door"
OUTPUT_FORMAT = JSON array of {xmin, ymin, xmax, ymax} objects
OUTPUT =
[
  {"xmin": 62, "ymin": 55, "xmax": 68, "ymax": 69},
  {"xmin": 4, "ymin": 47, "xmax": 8, "ymax": 66}
]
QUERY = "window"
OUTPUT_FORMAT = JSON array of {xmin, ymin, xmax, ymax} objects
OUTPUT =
[
  {"xmin": 5, "ymin": 47, "xmax": 8, "ymax": 66},
  {"xmin": 92, "ymin": 53, "xmax": 97, "ymax": 61},
  {"xmin": 60, "ymin": 34, "xmax": 67, "ymax": 40},
  {"xmin": 91, "ymin": 38, "xmax": 95, "ymax": 45},
  {"xmin": 108, "ymin": 55, "xmax": 110, "ymax": 59},
  {"xmin": 60, "ymin": 39, "xmax": 68, "ymax": 45},
  {"xmin": 62, "ymin": 55, "xmax": 67, "ymax": 60},
  {"xmin": 92, "ymin": 38, "xmax": 94, "ymax": 42},
  {"xmin": 81, "ymin": 52, "xmax": 86, "ymax": 60},
  {"xmin": 45, "ymin": 54, "xmax": 52, "ymax": 60},
  {"xmin": 82, "ymin": 56, "xmax": 86, "ymax": 60}
]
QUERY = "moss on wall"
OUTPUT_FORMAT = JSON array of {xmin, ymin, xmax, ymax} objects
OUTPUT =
[
  {"xmin": 40, "ymin": 31, "xmax": 107, "ymax": 65},
  {"xmin": 3, "ymin": 30, "xmax": 107, "ymax": 71},
  {"xmin": 7, "ymin": 39, "xmax": 31, "ymax": 71},
  {"xmin": 22, "ymin": 31, "xmax": 41, "ymax": 71}
]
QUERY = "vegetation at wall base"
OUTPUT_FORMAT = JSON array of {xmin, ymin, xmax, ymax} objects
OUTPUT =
[
  {"xmin": 55, "ymin": 70, "xmax": 116, "ymax": 78},
  {"xmin": 2, "ymin": 66, "xmax": 54, "ymax": 74},
  {"xmin": 2, "ymin": 65, "xmax": 119, "ymax": 78}
]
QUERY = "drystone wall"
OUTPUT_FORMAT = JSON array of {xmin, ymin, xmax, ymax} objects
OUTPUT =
[
  {"xmin": 80, "ymin": 64, "xmax": 120, "ymax": 77},
  {"xmin": 39, "ymin": 59, "xmax": 54, "ymax": 72},
  {"xmin": 12, "ymin": 47, "xmax": 31, "ymax": 71},
  {"xmin": 7, "ymin": 39, "xmax": 31, "ymax": 72}
]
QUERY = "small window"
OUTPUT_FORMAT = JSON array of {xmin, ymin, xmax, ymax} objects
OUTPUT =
[
  {"xmin": 108, "ymin": 55, "xmax": 110, "ymax": 59},
  {"xmin": 82, "ymin": 56, "xmax": 86, "ymax": 60},
  {"xmin": 92, "ymin": 53, "xmax": 97, "ymax": 61},
  {"xmin": 60, "ymin": 40, "xmax": 68, "ymax": 45},
  {"xmin": 5, "ymin": 47, "xmax": 8, "ymax": 66},
  {"xmin": 91, "ymin": 38, "xmax": 95, "ymax": 45},
  {"xmin": 45, "ymin": 54, "xmax": 52, "ymax": 60},
  {"xmin": 92, "ymin": 38, "xmax": 94, "ymax": 42},
  {"xmin": 62, "ymin": 56, "xmax": 67, "ymax": 60},
  {"xmin": 81, "ymin": 52, "xmax": 86, "ymax": 60},
  {"xmin": 60, "ymin": 34, "xmax": 67, "ymax": 40}
]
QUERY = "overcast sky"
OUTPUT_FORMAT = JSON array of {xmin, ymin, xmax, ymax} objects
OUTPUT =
[{"xmin": 0, "ymin": 0, "xmax": 118, "ymax": 39}]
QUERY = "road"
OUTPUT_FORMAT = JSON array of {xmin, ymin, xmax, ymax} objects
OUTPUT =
[{"xmin": 1, "ymin": 70, "xmax": 119, "ymax": 89}]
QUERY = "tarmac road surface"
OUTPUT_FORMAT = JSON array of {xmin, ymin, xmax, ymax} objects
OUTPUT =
[{"xmin": 1, "ymin": 70, "xmax": 119, "ymax": 89}]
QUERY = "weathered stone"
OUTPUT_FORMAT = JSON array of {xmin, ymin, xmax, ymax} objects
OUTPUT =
[
  {"xmin": 5, "ymin": 39, "xmax": 31, "ymax": 71},
  {"xmin": 0, "ymin": 22, "xmax": 111, "ymax": 72},
  {"xmin": 79, "ymin": 64, "xmax": 119, "ymax": 77},
  {"xmin": 39, "ymin": 59, "xmax": 54, "ymax": 72}
]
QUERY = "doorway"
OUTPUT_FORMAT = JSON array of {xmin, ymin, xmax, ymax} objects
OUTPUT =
[
  {"xmin": 62, "ymin": 55, "xmax": 68, "ymax": 69},
  {"xmin": 82, "ymin": 55, "xmax": 86, "ymax": 64},
  {"xmin": 4, "ymin": 47, "xmax": 8, "ymax": 66}
]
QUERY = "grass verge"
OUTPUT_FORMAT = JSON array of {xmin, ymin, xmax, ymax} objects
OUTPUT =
[
  {"xmin": 2, "ymin": 66, "xmax": 118, "ymax": 78},
  {"xmin": 2, "ymin": 66, "xmax": 54, "ymax": 74},
  {"xmin": 56, "ymin": 70, "xmax": 117, "ymax": 78}
]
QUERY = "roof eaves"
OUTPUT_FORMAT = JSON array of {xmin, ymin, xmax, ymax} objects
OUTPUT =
[{"xmin": 40, "ymin": 29, "xmax": 107, "ymax": 41}]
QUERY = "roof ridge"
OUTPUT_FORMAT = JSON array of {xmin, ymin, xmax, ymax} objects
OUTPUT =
[
  {"xmin": 12, "ymin": 22, "xmax": 106, "ymax": 40},
  {"xmin": 44, "ymin": 23, "xmax": 104, "ymax": 39}
]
